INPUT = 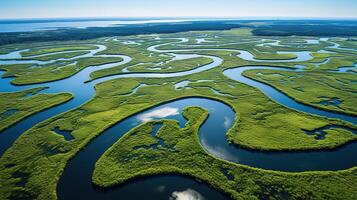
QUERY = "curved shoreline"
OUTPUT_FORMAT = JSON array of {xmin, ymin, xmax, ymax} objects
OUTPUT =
[
  {"xmin": 223, "ymin": 66, "xmax": 356, "ymax": 124},
  {"xmin": 0, "ymin": 39, "xmax": 224, "ymax": 156},
  {"xmin": 1, "ymin": 37, "xmax": 356, "ymax": 159},
  {"xmin": 221, "ymin": 64, "xmax": 357, "ymax": 117},
  {"xmin": 240, "ymin": 69, "xmax": 357, "ymax": 117},
  {"xmin": 0, "ymin": 92, "xmax": 74, "ymax": 132},
  {"xmin": 92, "ymin": 173, "xmax": 231, "ymax": 200},
  {"xmin": 58, "ymin": 96, "xmax": 357, "ymax": 200},
  {"xmin": 0, "ymin": 56, "xmax": 125, "ymax": 86},
  {"xmin": 0, "ymin": 37, "xmax": 356, "ymax": 199},
  {"xmin": 87, "ymin": 56, "xmax": 215, "ymax": 82}
]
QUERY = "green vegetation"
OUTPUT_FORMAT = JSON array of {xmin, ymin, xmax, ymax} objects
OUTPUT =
[
  {"xmin": 1, "ymin": 65, "xmax": 355, "ymax": 200},
  {"xmin": 252, "ymin": 52, "xmax": 297, "ymax": 60},
  {"xmin": 93, "ymin": 107, "xmax": 357, "ymax": 200},
  {"xmin": 22, "ymin": 51, "xmax": 90, "ymax": 61},
  {"xmin": 89, "ymin": 38, "xmax": 180, "ymax": 79},
  {"xmin": 221, "ymin": 28, "xmax": 253, "ymax": 36},
  {"xmin": 0, "ymin": 31, "xmax": 356, "ymax": 200},
  {"xmin": 21, "ymin": 45, "xmax": 97, "ymax": 57},
  {"xmin": 0, "ymin": 57, "xmax": 123, "ymax": 85},
  {"xmin": 0, "ymin": 48, "xmax": 14, "ymax": 55},
  {"xmin": 309, "ymin": 52, "xmax": 340, "ymax": 63},
  {"xmin": 126, "ymin": 57, "xmax": 213, "ymax": 72},
  {"xmin": 0, "ymin": 88, "xmax": 73, "ymax": 132},
  {"xmin": 244, "ymin": 69, "xmax": 357, "ymax": 115}
]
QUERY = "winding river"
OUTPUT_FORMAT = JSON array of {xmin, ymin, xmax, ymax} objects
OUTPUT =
[{"xmin": 0, "ymin": 37, "xmax": 356, "ymax": 199}]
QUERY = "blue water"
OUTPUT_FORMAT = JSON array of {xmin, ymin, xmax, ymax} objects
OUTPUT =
[
  {"xmin": 223, "ymin": 66, "xmax": 356, "ymax": 124},
  {"xmin": 0, "ymin": 109, "xmax": 19, "ymax": 120},
  {"xmin": 58, "ymin": 98, "xmax": 233, "ymax": 200},
  {"xmin": 58, "ymin": 97, "xmax": 357, "ymax": 200},
  {"xmin": 0, "ymin": 37, "xmax": 356, "ymax": 200},
  {"xmin": 149, "ymin": 38, "xmax": 314, "ymax": 63},
  {"xmin": 1, "ymin": 38, "xmax": 356, "ymax": 169},
  {"xmin": 0, "ymin": 18, "xmax": 190, "ymax": 33},
  {"xmin": 53, "ymin": 127, "xmax": 74, "ymax": 141}
]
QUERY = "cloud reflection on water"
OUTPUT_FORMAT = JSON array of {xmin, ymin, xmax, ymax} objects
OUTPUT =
[
  {"xmin": 137, "ymin": 107, "xmax": 179, "ymax": 122},
  {"xmin": 201, "ymin": 138, "xmax": 239, "ymax": 163},
  {"xmin": 170, "ymin": 188, "xmax": 204, "ymax": 200},
  {"xmin": 223, "ymin": 116, "xmax": 231, "ymax": 130}
]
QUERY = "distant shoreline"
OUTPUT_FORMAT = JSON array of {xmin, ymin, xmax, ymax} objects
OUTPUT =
[{"xmin": 0, "ymin": 19, "xmax": 356, "ymax": 45}]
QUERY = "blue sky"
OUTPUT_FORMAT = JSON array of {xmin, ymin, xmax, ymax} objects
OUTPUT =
[{"xmin": 1, "ymin": 0, "xmax": 357, "ymax": 19}]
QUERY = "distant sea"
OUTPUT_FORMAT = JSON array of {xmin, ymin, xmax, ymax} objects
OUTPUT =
[{"xmin": 0, "ymin": 18, "xmax": 193, "ymax": 33}]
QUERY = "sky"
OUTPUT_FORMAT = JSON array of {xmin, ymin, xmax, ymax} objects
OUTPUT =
[{"xmin": 0, "ymin": 0, "xmax": 357, "ymax": 19}]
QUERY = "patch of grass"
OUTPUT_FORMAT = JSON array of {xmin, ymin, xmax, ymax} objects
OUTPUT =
[
  {"xmin": 126, "ymin": 57, "xmax": 213, "ymax": 72},
  {"xmin": 89, "ymin": 38, "xmax": 179, "ymax": 79},
  {"xmin": 253, "ymin": 52, "xmax": 298, "ymax": 60},
  {"xmin": 0, "ymin": 48, "xmax": 15, "ymax": 55},
  {"xmin": 0, "ymin": 88, "xmax": 73, "ymax": 132},
  {"xmin": 0, "ymin": 33, "xmax": 356, "ymax": 200},
  {"xmin": 22, "ymin": 51, "xmax": 90, "ymax": 61},
  {"xmin": 0, "ymin": 57, "xmax": 123, "ymax": 85},
  {"xmin": 244, "ymin": 69, "xmax": 357, "ymax": 115},
  {"xmin": 1, "ymin": 68, "xmax": 355, "ymax": 200},
  {"xmin": 317, "ymin": 56, "xmax": 356, "ymax": 71},
  {"xmin": 21, "ymin": 45, "xmax": 97, "ymax": 57},
  {"xmin": 222, "ymin": 28, "xmax": 253, "ymax": 36},
  {"xmin": 93, "ymin": 107, "xmax": 357, "ymax": 200}
]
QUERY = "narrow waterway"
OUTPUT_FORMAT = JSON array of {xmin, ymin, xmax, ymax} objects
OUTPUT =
[{"xmin": 0, "ymin": 37, "xmax": 356, "ymax": 200}]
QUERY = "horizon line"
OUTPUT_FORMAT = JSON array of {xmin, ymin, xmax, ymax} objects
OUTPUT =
[{"xmin": 1, "ymin": 16, "xmax": 357, "ymax": 21}]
